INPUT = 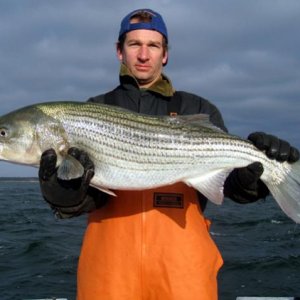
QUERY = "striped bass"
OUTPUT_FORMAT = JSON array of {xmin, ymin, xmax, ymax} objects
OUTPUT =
[{"xmin": 0, "ymin": 101, "xmax": 299, "ymax": 223}]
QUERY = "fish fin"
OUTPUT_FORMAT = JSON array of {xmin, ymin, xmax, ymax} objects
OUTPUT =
[
  {"xmin": 264, "ymin": 161, "xmax": 300, "ymax": 224},
  {"xmin": 57, "ymin": 154, "xmax": 84, "ymax": 180},
  {"xmin": 184, "ymin": 169, "xmax": 233, "ymax": 205},
  {"xmin": 90, "ymin": 182, "xmax": 117, "ymax": 197},
  {"xmin": 166, "ymin": 114, "xmax": 225, "ymax": 132}
]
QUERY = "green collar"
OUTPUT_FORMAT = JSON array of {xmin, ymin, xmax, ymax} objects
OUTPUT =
[{"xmin": 119, "ymin": 63, "xmax": 175, "ymax": 97}]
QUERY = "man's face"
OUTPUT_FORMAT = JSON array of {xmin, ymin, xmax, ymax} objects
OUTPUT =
[{"xmin": 117, "ymin": 29, "xmax": 168, "ymax": 88}]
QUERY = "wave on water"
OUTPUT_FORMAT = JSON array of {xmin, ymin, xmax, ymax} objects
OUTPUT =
[{"xmin": 0, "ymin": 177, "xmax": 38, "ymax": 183}]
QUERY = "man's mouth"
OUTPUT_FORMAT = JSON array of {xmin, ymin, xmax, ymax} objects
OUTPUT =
[{"xmin": 135, "ymin": 64, "xmax": 151, "ymax": 71}]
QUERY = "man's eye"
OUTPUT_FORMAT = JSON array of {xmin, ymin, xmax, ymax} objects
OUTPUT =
[
  {"xmin": 128, "ymin": 42, "xmax": 139, "ymax": 47},
  {"xmin": 149, "ymin": 44, "xmax": 161, "ymax": 49}
]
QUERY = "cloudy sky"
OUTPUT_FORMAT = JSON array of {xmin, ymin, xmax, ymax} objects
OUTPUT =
[{"xmin": 0, "ymin": 0, "xmax": 300, "ymax": 177}]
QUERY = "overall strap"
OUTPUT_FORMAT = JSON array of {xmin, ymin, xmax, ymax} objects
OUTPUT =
[
  {"xmin": 167, "ymin": 91, "xmax": 207, "ymax": 211},
  {"xmin": 167, "ymin": 91, "xmax": 182, "ymax": 116}
]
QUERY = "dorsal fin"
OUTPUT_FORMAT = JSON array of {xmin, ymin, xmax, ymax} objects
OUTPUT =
[{"xmin": 165, "ymin": 114, "xmax": 225, "ymax": 132}]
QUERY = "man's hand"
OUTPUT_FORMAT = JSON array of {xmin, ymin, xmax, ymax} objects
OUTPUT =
[
  {"xmin": 224, "ymin": 132, "xmax": 299, "ymax": 203},
  {"xmin": 39, "ymin": 148, "xmax": 107, "ymax": 218},
  {"xmin": 248, "ymin": 132, "xmax": 299, "ymax": 162}
]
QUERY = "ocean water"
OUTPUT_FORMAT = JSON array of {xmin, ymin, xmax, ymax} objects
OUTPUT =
[{"xmin": 0, "ymin": 178, "xmax": 299, "ymax": 300}]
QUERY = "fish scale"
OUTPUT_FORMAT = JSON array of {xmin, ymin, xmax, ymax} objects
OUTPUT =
[{"xmin": 0, "ymin": 101, "xmax": 300, "ymax": 222}]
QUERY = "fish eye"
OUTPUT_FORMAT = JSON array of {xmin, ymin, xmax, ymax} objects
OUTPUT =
[{"xmin": 0, "ymin": 128, "xmax": 7, "ymax": 137}]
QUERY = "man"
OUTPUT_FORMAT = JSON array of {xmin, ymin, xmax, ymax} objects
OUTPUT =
[{"xmin": 39, "ymin": 9, "xmax": 299, "ymax": 300}]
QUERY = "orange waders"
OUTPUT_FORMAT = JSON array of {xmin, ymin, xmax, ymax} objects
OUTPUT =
[{"xmin": 77, "ymin": 183, "xmax": 223, "ymax": 300}]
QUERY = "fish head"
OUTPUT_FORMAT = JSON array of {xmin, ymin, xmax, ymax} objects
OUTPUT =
[{"xmin": 0, "ymin": 104, "xmax": 68, "ymax": 166}]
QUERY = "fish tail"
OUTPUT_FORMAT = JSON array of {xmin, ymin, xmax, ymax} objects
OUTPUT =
[{"xmin": 265, "ymin": 160, "xmax": 300, "ymax": 223}]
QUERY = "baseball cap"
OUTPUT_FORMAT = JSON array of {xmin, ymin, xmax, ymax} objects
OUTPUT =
[{"xmin": 118, "ymin": 9, "xmax": 168, "ymax": 43}]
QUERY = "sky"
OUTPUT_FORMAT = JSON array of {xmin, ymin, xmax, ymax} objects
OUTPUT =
[{"xmin": 0, "ymin": 0, "xmax": 300, "ymax": 177}]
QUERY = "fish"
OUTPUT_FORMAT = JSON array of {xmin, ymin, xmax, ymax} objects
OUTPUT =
[{"xmin": 0, "ymin": 101, "xmax": 300, "ymax": 223}]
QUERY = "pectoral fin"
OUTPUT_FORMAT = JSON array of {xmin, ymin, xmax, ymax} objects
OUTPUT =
[
  {"xmin": 184, "ymin": 169, "xmax": 233, "ymax": 205},
  {"xmin": 57, "ymin": 154, "xmax": 85, "ymax": 180}
]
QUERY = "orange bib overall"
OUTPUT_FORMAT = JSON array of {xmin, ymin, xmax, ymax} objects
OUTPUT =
[{"xmin": 77, "ymin": 183, "xmax": 223, "ymax": 300}]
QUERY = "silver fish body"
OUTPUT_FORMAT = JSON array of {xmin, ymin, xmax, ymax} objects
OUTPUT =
[{"xmin": 0, "ymin": 101, "xmax": 300, "ymax": 223}]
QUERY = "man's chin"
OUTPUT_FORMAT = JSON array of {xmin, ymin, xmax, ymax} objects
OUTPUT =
[{"xmin": 135, "ymin": 76, "xmax": 152, "ymax": 86}]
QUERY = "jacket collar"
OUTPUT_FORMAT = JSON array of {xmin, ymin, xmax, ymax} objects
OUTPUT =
[{"xmin": 119, "ymin": 63, "xmax": 175, "ymax": 97}]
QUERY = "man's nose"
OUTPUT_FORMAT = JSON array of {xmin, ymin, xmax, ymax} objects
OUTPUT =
[{"xmin": 138, "ymin": 46, "xmax": 149, "ymax": 61}]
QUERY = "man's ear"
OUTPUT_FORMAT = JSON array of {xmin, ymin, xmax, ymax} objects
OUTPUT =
[
  {"xmin": 116, "ymin": 43, "xmax": 123, "ymax": 61},
  {"xmin": 162, "ymin": 50, "xmax": 168, "ymax": 66}
]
